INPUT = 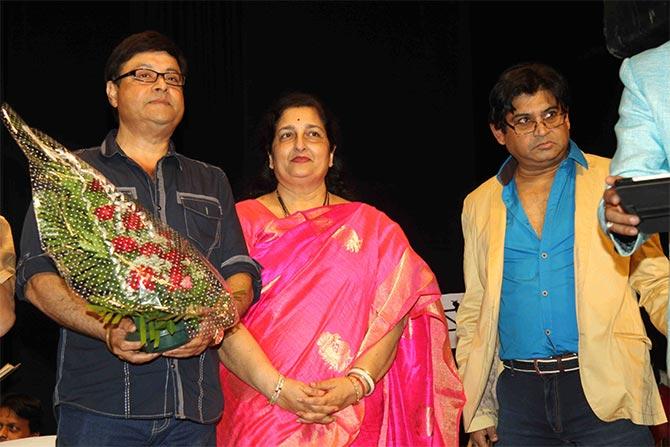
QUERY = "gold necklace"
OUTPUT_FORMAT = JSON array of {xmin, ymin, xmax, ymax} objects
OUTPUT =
[{"xmin": 275, "ymin": 189, "xmax": 330, "ymax": 217}]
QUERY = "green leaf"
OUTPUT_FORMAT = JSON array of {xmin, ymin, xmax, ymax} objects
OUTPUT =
[
  {"xmin": 149, "ymin": 320, "xmax": 157, "ymax": 344},
  {"xmin": 138, "ymin": 315, "xmax": 147, "ymax": 345},
  {"xmin": 86, "ymin": 303, "xmax": 107, "ymax": 317},
  {"xmin": 79, "ymin": 237, "xmax": 107, "ymax": 256}
]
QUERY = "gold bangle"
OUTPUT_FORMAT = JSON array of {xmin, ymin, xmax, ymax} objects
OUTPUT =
[
  {"xmin": 346, "ymin": 375, "xmax": 362, "ymax": 403},
  {"xmin": 269, "ymin": 374, "xmax": 285, "ymax": 405},
  {"xmin": 348, "ymin": 367, "xmax": 375, "ymax": 396},
  {"xmin": 349, "ymin": 373, "xmax": 366, "ymax": 394},
  {"xmin": 105, "ymin": 325, "xmax": 114, "ymax": 352}
]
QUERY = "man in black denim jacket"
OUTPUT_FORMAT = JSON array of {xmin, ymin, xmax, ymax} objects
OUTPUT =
[{"xmin": 16, "ymin": 31, "xmax": 260, "ymax": 446}]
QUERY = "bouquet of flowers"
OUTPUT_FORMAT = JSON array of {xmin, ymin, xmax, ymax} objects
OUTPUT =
[{"xmin": 1, "ymin": 103, "xmax": 238, "ymax": 351}]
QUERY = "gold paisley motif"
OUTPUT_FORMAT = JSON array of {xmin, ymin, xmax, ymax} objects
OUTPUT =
[
  {"xmin": 331, "ymin": 225, "xmax": 363, "ymax": 253},
  {"xmin": 316, "ymin": 332, "xmax": 353, "ymax": 372}
]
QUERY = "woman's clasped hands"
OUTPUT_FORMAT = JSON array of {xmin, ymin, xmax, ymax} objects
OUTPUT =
[{"xmin": 278, "ymin": 376, "xmax": 363, "ymax": 424}]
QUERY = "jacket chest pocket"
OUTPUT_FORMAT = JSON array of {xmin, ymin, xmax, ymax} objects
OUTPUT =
[
  {"xmin": 176, "ymin": 191, "xmax": 222, "ymax": 257},
  {"xmin": 116, "ymin": 186, "xmax": 138, "ymax": 200}
]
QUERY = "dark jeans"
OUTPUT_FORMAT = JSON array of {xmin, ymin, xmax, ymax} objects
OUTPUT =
[
  {"xmin": 56, "ymin": 404, "xmax": 216, "ymax": 447},
  {"xmin": 496, "ymin": 368, "xmax": 654, "ymax": 446}
]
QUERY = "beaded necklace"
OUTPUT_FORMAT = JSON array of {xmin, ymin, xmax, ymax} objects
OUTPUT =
[{"xmin": 275, "ymin": 189, "xmax": 330, "ymax": 217}]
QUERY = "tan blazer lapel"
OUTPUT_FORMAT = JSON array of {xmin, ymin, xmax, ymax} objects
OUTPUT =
[
  {"xmin": 573, "ymin": 162, "xmax": 599, "ymax": 301},
  {"xmin": 487, "ymin": 184, "xmax": 507, "ymax": 333}
]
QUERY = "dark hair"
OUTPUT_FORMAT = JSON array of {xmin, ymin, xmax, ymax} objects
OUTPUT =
[
  {"xmin": 0, "ymin": 394, "xmax": 43, "ymax": 434},
  {"xmin": 488, "ymin": 62, "xmax": 571, "ymax": 131},
  {"xmin": 245, "ymin": 91, "xmax": 354, "ymax": 199},
  {"xmin": 104, "ymin": 30, "xmax": 187, "ymax": 82}
]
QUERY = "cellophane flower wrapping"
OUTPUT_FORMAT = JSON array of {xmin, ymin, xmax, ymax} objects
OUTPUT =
[{"xmin": 1, "ymin": 103, "xmax": 238, "ymax": 349}]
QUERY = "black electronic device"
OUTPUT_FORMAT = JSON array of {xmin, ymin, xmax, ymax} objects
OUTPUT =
[{"xmin": 614, "ymin": 174, "xmax": 670, "ymax": 234}]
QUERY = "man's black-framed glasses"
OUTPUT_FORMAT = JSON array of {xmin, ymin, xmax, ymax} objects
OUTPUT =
[
  {"xmin": 506, "ymin": 110, "xmax": 566, "ymax": 135},
  {"xmin": 113, "ymin": 68, "xmax": 186, "ymax": 87}
]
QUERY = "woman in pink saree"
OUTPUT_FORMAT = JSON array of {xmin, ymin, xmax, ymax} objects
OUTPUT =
[{"xmin": 217, "ymin": 92, "xmax": 464, "ymax": 446}]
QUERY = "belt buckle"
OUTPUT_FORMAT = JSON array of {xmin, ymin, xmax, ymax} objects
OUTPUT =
[{"xmin": 533, "ymin": 359, "xmax": 542, "ymax": 374}]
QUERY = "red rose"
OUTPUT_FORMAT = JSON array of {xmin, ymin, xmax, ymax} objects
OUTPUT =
[
  {"xmin": 122, "ymin": 212, "xmax": 144, "ymax": 231},
  {"xmin": 112, "ymin": 236, "xmax": 138, "ymax": 253},
  {"xmin": 127, "ymin": 266, "xmax": 156, "ymax": 291},
  {"xmin": 139, "ymin": 242, "xmax": 163, "ymax": 257},
  {"xmin": 88, "ymin": 179, "xmax": 104, "ymax": 192},
  {"xmin": 162, "ymin": 249, "xmax": 184, "ymax": 264},
  {"xmin": 168, "ymin": 265, "xmax": 184, "ymax": 291},
  {"xmin": 94, "ymin": 205, "xmax": 115, "ymax": 221},
  {"xmin": 158, "ymin": 229, "xmax": 173, "ymax": 239}
]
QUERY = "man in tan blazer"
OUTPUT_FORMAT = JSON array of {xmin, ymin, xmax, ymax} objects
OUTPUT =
[{"xmin": 456, "ymin": 63, "xmax": 668, "ymax": 447}]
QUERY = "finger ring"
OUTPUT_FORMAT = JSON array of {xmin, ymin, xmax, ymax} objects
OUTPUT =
[{"xmin": 606, "ymin": 221, "xmax": 614, "ymax": 230}]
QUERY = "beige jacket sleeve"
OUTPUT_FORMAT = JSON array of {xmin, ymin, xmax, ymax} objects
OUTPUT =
[
  {"xmin": 0, "ymin": 216, "xmax": 15, "ymax": 285},
  {"xmin": 456, "ymin": 196, "xmax": 498, "ymax": 432},
  {"xmin": 629, "ymin": 233, "xmax": 669, "ymax": 335}
]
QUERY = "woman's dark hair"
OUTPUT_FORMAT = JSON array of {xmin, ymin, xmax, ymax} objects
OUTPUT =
[
  {"xmin": 488, "ymin": 62, "xmax": 571, "ymax": 131},
  {"xmin": 104, "ymin": 30, "xmax": 188, "ymax": 82},
  {"xmin": 0, "ymin": 393, "xmax": 43, "ymax": 434},
  {"xmin": 244, "ymin": 91, "xmax": 355, "ymax": 200}
]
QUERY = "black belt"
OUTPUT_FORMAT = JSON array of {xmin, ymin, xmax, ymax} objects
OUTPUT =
[{"xmin": 502, "ymin": 353, "xmax": 579, "ymax": 374}]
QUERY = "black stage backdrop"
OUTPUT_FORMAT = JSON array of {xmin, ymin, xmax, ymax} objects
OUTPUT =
[{"xmin": 0, "ymin": 0, "xmax": 667, "ymax": 438}]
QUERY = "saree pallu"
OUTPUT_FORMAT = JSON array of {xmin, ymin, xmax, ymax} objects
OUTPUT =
[{"xmin": 217, "ymin": 201, "xmax": 464, "ymax": 446}]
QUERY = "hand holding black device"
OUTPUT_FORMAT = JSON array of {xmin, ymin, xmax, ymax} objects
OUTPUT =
[{"xmin": 614, "ymin": 174, "xmax": 670, "ymax": 233}]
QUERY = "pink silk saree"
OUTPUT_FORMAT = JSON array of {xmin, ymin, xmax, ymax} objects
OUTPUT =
[{"xmin": 217, "ymin": 201, "xmax": 464, "ymax": 446}]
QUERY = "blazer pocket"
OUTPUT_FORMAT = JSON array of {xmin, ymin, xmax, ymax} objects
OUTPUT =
[
  {"xmin": 612, "ymin": 332, "xmax": 654, "ymax": 384},
  {"xmin": 613, "ymin": 331, "xmax": 652, "ymax": 348},
  {"xmin": 176, "ymin": 191, "xmax": 222, "ymax": 256}
]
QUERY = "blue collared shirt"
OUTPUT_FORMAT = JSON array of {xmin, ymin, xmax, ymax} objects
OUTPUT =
[
  {"xmin": 17, "ymin": 130, "xmax": 261, "ymax": 422},
  {"xmin": 497, "ymin": 140, "xmax": 586, "ymax": 360}
]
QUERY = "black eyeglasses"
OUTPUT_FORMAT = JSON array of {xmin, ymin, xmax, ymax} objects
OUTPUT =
[
  {"xmin": 506, "ymin": 110, "xmax": 566, "ymax": 135},
  {"xmin": 112, "ymin": 68, "xmax": 186, "ymax": 87}
]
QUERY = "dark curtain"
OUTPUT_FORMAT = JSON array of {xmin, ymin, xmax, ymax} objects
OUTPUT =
[{"xmin": 2, "ymin": 1, "xmax": 659, "ymax": 439}]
